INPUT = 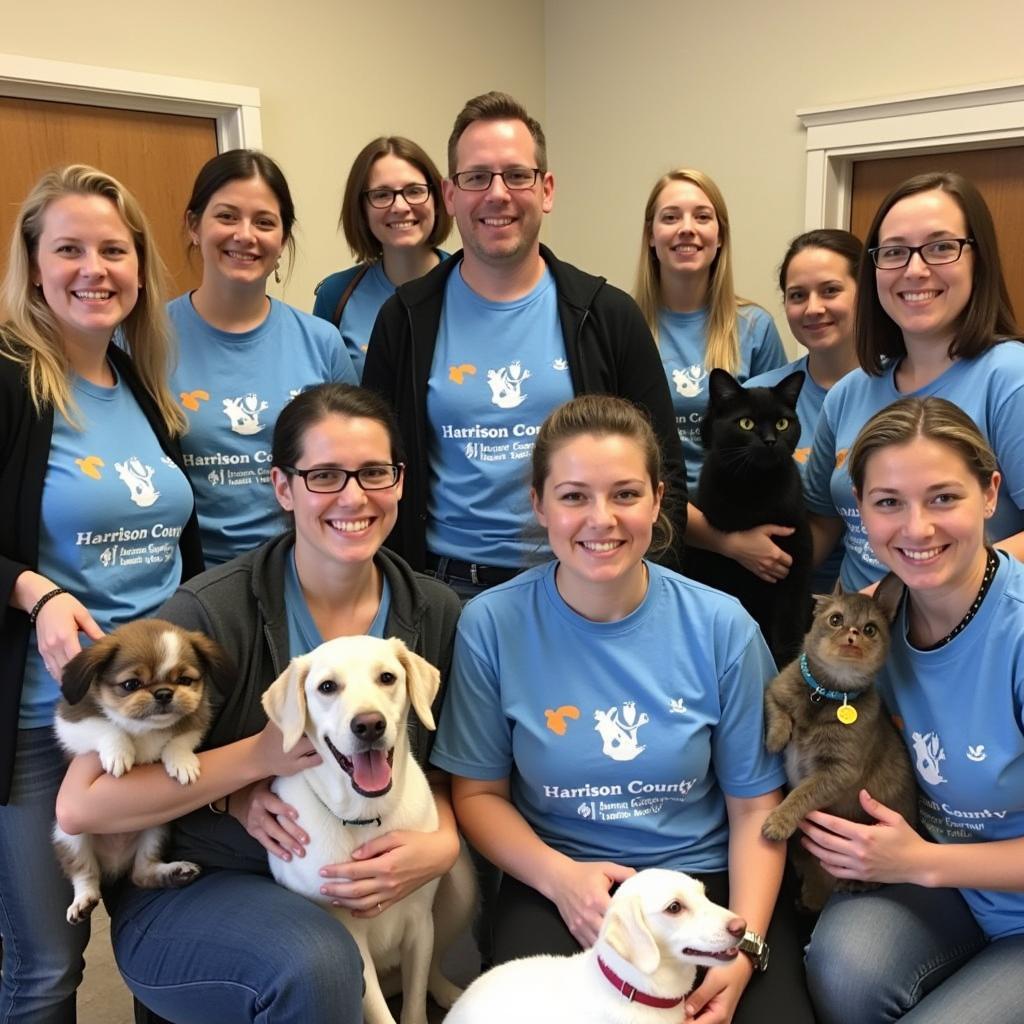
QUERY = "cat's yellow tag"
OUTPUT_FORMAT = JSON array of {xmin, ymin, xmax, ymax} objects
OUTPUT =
[{"xmin": 837, "ymin": 704, "xmax": 858, "ymax": 725}]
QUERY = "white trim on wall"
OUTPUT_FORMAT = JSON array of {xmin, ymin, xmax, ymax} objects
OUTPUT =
[
  {"xmin": 798, "ymin": 79, "xmax": 1024, "ymax": 230},
  {"xmin": 0, "ymin": 52, "xmax": 261, "ymax": 150}
]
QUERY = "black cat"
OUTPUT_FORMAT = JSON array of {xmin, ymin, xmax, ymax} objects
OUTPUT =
[{"xmin": 686, "ymin": 368, "xmax": 812, "ymax": 664}]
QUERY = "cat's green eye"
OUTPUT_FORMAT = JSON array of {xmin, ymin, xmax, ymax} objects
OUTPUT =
[
  {"xmin": 776, "ymin": 418, "xmax": 789, "ymax": 431},
  {"xmin": 738, "ymin": 417, "xmax": 755, "ymax": 431},
  {"xmin": 828, "ymin": 612, "xmax": 843, "ymax": 627},
  {"xmin": 863, "ymin": 623, "xmax": 878, "ymax": 637}
]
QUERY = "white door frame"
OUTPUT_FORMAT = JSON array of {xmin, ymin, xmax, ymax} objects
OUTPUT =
[
  {"xmin": 798, "ymin": 79, "xmax": 1024, "ymax": 230},
  {"xmin": 0, "ymin": 52, "xmax": 261, "ymax": 150}
]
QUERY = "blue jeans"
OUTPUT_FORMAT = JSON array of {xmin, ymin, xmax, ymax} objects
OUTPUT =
[
  {"xmin": 0, "ymin": 727, "xmax": 89, "ymax": 1024},
  {"xmin": 806, "ymin": 883, "xmax": 1024, "ymax": 1023},
  {"xmin": 111, "ymin": 870, "xmax": 364, "ymax": 1024}
]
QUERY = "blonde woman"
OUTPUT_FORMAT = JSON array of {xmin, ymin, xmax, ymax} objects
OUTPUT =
[
  {"xmin": 0, "ymin": 165, "xmax": 202, "ymax": 1021},
  {"xmin": 635, "ymin": 170, "xmax": 789, "ymax": 582}
]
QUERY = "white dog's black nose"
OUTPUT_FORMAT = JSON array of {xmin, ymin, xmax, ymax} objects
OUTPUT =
[
  {"xmin": 153, "ymin": 688, "xmax": 174, "ymax": 704},
  {"xmin": 351, "ymin": 712, "xmax": 386, "ymax": 742}
]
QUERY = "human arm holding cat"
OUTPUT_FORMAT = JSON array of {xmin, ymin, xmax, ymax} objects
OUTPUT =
[
  {"xmin": 685, "ymin": 506, "xmax": 795, "ymax": 583},
  {"xmin": 801, "ymin": 789, "xmax": 1024, "ymax": 891}
]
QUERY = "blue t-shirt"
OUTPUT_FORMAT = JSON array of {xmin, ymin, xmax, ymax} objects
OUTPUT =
[
  {"xmin": 283, "ymin": 545, "xmax": 391, "ymax": 658},
  {"xmin": 426, "ymin": 266, "xmax": 573, "ymax": 566},
  {"xmin": 21, "ymin": 371, "xmax": 195, "ymax": 727},
  {"xmin": 878, "ymin": 552, "xmax": 1024, "ymax": 940},
  {"xmin": 430, "ymin": 560, "xmax": 784, "ymax": 873},
  {"xmin": 804, "ymin": 343, "xmax": 1024, "ymax": 590},
  {"xmin": 747, "ymin": 355, "xmax": 844, "ymax": 592},
  {"xmin": 168, "ymin": 294, "xmax": 358, "ymax": 566},
  {"xmin": 659, "ymin": 304, "xmax": 786, "ymax": 489}
]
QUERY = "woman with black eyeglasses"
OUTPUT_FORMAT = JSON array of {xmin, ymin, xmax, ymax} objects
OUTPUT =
[
  {"xmin": 803, "ymin": 171, "xmax": 1024, "ymax": 590},
  {"xmin": 314, "ymin": 137, "xmax": 452, "ymax": 379},
  {"xmin": 56, "ymin": 383, "xmax": 461, "ymax": 1024}
]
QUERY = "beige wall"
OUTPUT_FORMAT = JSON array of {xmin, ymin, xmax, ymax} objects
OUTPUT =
[
  {"xmin": 544, "ymin": 0, "xmax": 1024, "ymax": 352},
  {"xmin": 5, "ymin": 0, "xmax": 1024, "ymax": 342},
  {"xmin": 1, "ymin": 0, "xmax": 546, "ymax": 309}
]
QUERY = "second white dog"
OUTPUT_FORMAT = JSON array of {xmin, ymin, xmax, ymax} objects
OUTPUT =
[
  {"xmin": 262, "ymin": 635, "xmax": 476, "ymax": 1024},
  {"xmin": 445, "ymin": 868, "xmax": 746, "ymax": 1024}
]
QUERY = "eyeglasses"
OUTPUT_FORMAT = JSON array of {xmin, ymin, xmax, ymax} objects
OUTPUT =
[
  {"xmin": 282, "ymin": 463, "xmax": 403, "ymax": 493},
  {"xmin": 868, "ymin": 237, "xmax": 974, "ymax": 270},
  {"xmin": 451, "ymin": 167, "xmax": 541, "ymax": 192},
  {"xmin": 362, "ymin": 184, "xmax": 431, "ymax": 209}
]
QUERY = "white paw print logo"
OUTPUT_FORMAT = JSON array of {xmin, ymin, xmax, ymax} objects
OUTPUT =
[
  {"xmin": 552, "ymin": 357, "xmax": 568, "ymax": 371},
  {"xmin": 576, "ymin": 802, "xmax": 593, "ymax": 819},
  {"xmin": 669, "ymin": 698, "xmax": 687, "ymax": 715},
  {"xmin": 966, "ymin": 745, "xmax": 987, "ymax": 763}
]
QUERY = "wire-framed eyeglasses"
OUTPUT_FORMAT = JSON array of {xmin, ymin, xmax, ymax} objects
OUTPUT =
[{"xmin": 451, "ymin": 167, "xmax": 541, "ymax": 191}]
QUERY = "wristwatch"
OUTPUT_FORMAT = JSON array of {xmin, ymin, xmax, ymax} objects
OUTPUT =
[{"xmin": 737, "ymin": 929, "xmax": 770, "ymax": 972}]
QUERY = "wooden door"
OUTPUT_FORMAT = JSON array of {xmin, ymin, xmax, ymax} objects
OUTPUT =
[
  {"xmin": 0, "ymin": 96, "xmax": 218, "ymax": 297},
  {"xmin": 850, "ymin": 146, "xmax": 1024, "ymax": 322}
]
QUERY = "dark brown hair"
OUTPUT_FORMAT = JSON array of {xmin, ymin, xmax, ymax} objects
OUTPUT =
[
  {"xmin": 447, "ymin": 91, "xmax": 547, "ymax": 177},
  {"xmin": 339, "ymin": 137, "xmax": 451, "ymax": 264},
  {"xmin": 855, "ymin": 172, "xmax": 1018, "ymax": 374},
  {"xmin": 848, "ymin": 396, "xmax": 997, "ymax": 496},
  {"xmin": 531, "ymin": 395, "xmax": 672, "ymax": 555},
  {"xmin": 778, "ymin": 228, "xmax": 862, "ymax": 293}
]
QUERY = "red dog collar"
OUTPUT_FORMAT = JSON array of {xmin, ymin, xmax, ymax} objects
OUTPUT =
[{"xmin": 596, "ymin": 955, "xmax": 685, "ymax": 1009}]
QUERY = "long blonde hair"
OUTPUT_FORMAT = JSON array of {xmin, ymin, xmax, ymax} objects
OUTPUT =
[
  {"xmin": 0, "ymin": 165, "xmax": 185, "ymax": 435},
  {"xmin": 633, "ymin": 167, "xmax": 750, "ymax": 374}
]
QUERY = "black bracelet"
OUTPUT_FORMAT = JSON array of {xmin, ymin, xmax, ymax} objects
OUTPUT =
[
  {"xmin": 208, "ymin": 796, "xmax": 230, "ymax": 816},
  {"xmin": 28, "ymin": 587, "xmax": 67, "ymax": 625}
]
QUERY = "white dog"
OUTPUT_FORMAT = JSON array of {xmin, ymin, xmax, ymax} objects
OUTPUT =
[
  {"xmin": 262, "ymin": 635, "xmax": 476, "ymax": 1024},
  {"xmin": 446, "ymin": 869, "xmax": 745, "ymax": 1024}
]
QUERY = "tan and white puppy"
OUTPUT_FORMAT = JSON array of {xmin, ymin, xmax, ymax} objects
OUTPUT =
[
  {"xmin": 446, "ymin": 869, "xmax": 745, "ymax": 1024},
  {"xmin": 262, "ymin": 635, "xmax": 476, "ymax": 1024},
  {"xmin": 53, "ymin": 618, "xmax": 222, "ymax": 924}
]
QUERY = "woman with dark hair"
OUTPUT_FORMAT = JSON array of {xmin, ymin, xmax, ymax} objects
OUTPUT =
[
  {"xmin": 747, "ymin": 228, "xmax": 862, "ymax": 589},
  {"xmin": 805, "ymin": 397, "xmax": 1024, "ymax": 1023},
  {"xmin": 803, "ymin": 172, "xmax": 1024, "ymax": 590},
  {"xmin": 171, "ymin": 149, "xmax": 358, "ymax": 566},
  {"xmin": 55, "ymin": 383, "xmax": 461, "ymax": 1024},
  {"xmin": 314, "ymin": 137, "xmax": 451, "ymax": 378},
  {"xmin": 432, "ymin": 394, "xmax": 814, "ymax": 1024},
  {"xmin": 0, "ymin": 165, "xmax": 202, "ymax": 1021}
]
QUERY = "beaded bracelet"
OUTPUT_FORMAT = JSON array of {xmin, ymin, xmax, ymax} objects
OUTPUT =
[{"xmin": 28, "ymin": 587, "xmax": 67, "ymax": 625}]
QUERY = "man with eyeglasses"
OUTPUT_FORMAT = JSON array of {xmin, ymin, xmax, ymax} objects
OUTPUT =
[{"xmin": 363, "ymin": 91, "xmax": 684, "ymax": 597}]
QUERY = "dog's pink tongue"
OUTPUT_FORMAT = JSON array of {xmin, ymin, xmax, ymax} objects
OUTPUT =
[{"xmin": 352, "ymin": 750, "xmax": 391, "ymax": 793}]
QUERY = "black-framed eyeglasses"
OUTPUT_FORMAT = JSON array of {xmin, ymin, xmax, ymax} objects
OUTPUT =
[
  {"xmin": 451, "ymin": 167, "xmax": 541, "ymax": 192},
  {"xmin": 282, "ymin": 463, "xmax": 403, "ymax": 493},
  {"xmin": 868, "ymin": 237, "xmax": 974, "ymax": 270},
  {"xmin": 362, "ymin": 184, "xmax": 431, "ymax": 209}
]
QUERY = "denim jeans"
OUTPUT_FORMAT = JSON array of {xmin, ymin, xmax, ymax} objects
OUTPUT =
[
  {"xmin": 806, "ymin": 883, "xmax": 1024, "ymax": 1023},
  {"xmin": 111, "ymin": 870, "xmax": 364, "ymax": 1024},
  {"xmin": 0, "ymin": 727, "xmax": 89, "ymax": 1024}
]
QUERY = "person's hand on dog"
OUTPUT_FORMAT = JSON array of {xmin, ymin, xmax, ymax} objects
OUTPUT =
[
  {"xmin": 800, "ymin": 788, "xmax": 925, "ymax": 884},
  {"xmin": 251, "ymin": 720, "xmax": 321, "ymax": 778},
  {"xmin": 231, "ymin": 778, "xmax": 309, "ymax": 862},
  {"xmin": 685, "ymin": 954, "xmax": 753, "ymax": 1023},
  {"xmin": 549, "ymin": 858, "xmax": 636, "ymax": 949},
  {"xmin": 36, "ymin": 592, "xmax": 104, "ymax": 681},
  {"xmin": 320, "ymin": 826, "xmax": 461, "ymax": 917},
  {"xmin": 721, "ymin": 525, "xmax": 794, "ymax": 583}
]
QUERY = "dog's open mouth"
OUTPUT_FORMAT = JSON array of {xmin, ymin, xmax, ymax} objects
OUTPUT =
[
  {"xmin": 324, "ymin": 735, "xmax": 394, "ymax": 797},
  {"xmin": 681, "ymin": 946, "xmax": 739, "ymax": 962}
]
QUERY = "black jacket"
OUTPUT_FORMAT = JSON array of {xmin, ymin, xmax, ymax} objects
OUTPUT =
[
  {"xmin": 0, "ymin": 345, "xmax": 203, "ymax": 805},
  {"xmin": 362, "ymin": 245, "xmax": 687, "ymax": 570},
  {"xmin": 156, "ymin": 533, "xmax": 461, "ymax": 871}
]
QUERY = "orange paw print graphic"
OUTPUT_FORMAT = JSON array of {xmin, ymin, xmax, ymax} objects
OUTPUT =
[
  {"xmin": 74, "ymin": 455, "xmax": 105, "ymax": 480},
  {"xmin": 794, "ymin": 447, "xmax": 811, "ymax": 464},
  {"xmin": 544, "ymin": 705, "xmax": 581, "ymax": 736},
  {"xmin": 835, "ymin": 448, "xmax": 849, "ymax": 470},
  {"xmin": 448, "ymin": 364, "xmax": 477, "ymax": 385},
  {"xmin": 180, "ymin": 389, "xmax": 211, "ymax": 412}
]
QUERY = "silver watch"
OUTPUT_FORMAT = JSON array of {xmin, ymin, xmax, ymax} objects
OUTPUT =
[{"xmin": 737, "ymin": 929, "xmax": 770, "ymax": 972}]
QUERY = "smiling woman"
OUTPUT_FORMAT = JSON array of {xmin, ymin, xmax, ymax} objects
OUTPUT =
[
  {"xmin": 803, "ymin": 171, "xmax": 1024, "ymax": 592},
  {"xmin": 0, "ymin": 164, "xmax": 202, "ymax": 1022},
  {"xmin": 169, "ymin": 150, "xmax": 358, "ymax": 567}
]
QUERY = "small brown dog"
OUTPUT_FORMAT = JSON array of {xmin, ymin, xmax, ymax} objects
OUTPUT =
[
  {"xmin": 52, "ymin": 618, "xmax": 225, "ymax": 923},
  {"xmin": 761, "ymin": 576, "xmax": 918, "ymax": 910}
]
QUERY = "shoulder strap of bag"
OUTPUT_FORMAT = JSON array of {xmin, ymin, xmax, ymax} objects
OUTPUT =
[{"xmin": 333, "ymin": 264, "xmax": 372, "ymax": 328}]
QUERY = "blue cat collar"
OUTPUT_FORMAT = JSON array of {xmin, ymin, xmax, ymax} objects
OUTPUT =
[{"xmin": 799, "ymin": 653, "xmax": 858, "ymax": 704}]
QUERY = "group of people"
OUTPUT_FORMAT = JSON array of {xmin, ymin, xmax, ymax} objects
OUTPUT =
[{"xmin": 0, "ymin": 87, "xmax": 1021, "ymax": 1024}]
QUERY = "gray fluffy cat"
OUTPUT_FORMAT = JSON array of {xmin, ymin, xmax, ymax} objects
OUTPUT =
[{"xmin": 761, "ymin": 575, "xmax": 918, "ymax": 911}]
